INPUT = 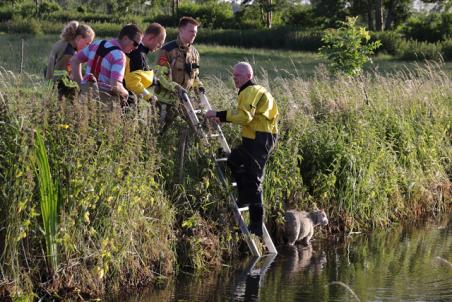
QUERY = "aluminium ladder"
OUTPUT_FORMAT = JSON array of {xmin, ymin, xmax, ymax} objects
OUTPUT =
[{"xmin": 178, "ymin": 91, "xmax": 278, "ymax": 257}]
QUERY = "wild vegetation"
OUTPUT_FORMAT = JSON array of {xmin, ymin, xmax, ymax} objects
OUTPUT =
[
  {"xmin": 1, "ymin": 0, "xmax": 451, "ymax": 61},
  {"xmin": 0, "ymin": 56, "xmax": 450, "ymax": 298},
  {"xmin": 0, "ymin": 1, "xmax": 451, "ymax": 299}
]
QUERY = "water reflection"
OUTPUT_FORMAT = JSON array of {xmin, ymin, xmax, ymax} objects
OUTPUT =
[
  {"xmin": 124, "ymin": 217, "xmax": 452, "ymax": 302},
  {"xmin": 279, "ymin": 245, "xmax": 327, "ymax": 277},
  {"xmin": 231, "ymin": 254, "xmax": 276, "ymax": 302}
]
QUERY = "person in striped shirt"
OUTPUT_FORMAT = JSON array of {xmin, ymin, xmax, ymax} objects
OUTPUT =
[{"xmin": 71, "ymin": 24, "xmax": 143, "ymax": 108}]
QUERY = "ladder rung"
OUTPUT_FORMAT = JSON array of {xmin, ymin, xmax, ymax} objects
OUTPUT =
[
  {"xmin": 215, "ymin": 158, "xmax": 228, "ymax": 162},
  {"xmin": 193, "ymin": 109, "xmax": 202, "ymax": 114},
  {"xmin": 209, "ymin": 133, "xmax": 220, "ymax": 137},
  {"xmin": 238, "ymin": 206, "xmax": 249, "ymax": 212}
]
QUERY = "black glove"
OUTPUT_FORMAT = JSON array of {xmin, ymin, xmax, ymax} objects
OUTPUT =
[{"xmin": 198, "ymin": 86, "xmax": 206, "ymax": 94}]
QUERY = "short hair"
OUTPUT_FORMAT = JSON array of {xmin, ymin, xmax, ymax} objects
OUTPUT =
[
  {"xmin": 118, "ymin": 24, "xmax": 143, "ymax": 40},
  {"xmin": 179, "ymin": 16, "xmax": 200, "ymax": 28},
  {"xmin": 145, "ymin": 22, "xmax": 165, "ymax": 37},
  {"xmin": 234, "ymin": 62, "xmax": 254, "ymax": 78}
]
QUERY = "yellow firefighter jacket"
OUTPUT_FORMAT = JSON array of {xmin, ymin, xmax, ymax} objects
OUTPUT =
[{"xmin": 217, "ymin": 81, "xmax": 278, "ymax": 140}]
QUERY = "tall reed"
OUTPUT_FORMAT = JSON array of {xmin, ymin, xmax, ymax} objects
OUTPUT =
[{"xmin": 33, "ymin": 130, "xmax": 58, "ymax": 273}]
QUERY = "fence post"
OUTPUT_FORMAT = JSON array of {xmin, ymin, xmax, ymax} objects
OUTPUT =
[{"xmin": 20, "ymin": 39, "xmax": 24, "ymax": 74}]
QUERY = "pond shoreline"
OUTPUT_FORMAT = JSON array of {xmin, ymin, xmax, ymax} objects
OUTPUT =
[{"xmin": 1, "ymin": 59, "xmax": 450, "ymax": 300}]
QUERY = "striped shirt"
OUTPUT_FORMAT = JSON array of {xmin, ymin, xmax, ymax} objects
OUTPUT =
[{"xmin": 76, "ymin": 39, "xmax": 125, "ymax": 91}]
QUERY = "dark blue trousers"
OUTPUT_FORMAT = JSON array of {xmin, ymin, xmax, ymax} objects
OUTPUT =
[{"xmin": 227, "ymin": 132, "xmax": 277, "ymax": 230}]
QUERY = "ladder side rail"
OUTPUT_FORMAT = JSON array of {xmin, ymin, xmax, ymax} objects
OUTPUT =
[
  {"xmin": 199, "ymin": 93, "xmax": 231, "ymax": 154},
  {"xmin": 179, "ymin": 92, "xmax": 209, "ymax": 143},
  {"xmin": 262, "ymin": 225, "xmax": 278, "ymax": 254}
]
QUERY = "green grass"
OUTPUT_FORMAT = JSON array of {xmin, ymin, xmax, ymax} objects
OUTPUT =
[
  {"xmin": 0, "ymin": 34, "xmax": 451, "ymax": 300},
  {"xmin": 1, "ymin": 34, "xmax": 451, "ymax": 81}
]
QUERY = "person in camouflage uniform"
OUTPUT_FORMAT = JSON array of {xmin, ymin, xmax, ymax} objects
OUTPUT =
[
  {"xmin": 156, "ymin": 16, "xmax": 205, "ymax": 131},
  {"xmin": 156, "ymin": 16, "xmax": 204, "ymax": 93}
]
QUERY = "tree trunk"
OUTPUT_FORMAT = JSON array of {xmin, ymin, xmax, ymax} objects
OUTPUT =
[
  {"xmin": 172, "ymin": 0, "xmax": 180, "ymax": 17},
  {"xmin": 375, "ymin": 0, "xmax": 384, "ymax": 31},
  {"xmin": 384, "ymin": 0, "xmax": 395, "ymax": 30},
  {"xmin": 367, "ymin": 0, "xmax": 374, "ymax": 31},
  {"xmin": 266, "ymin": 0, "xmax": 272, "ymax": 29}
]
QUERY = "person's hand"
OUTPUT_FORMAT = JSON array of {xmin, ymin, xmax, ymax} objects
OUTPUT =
[
  {"xmin": 198, "ymin": 86, "xmax": 206, "ymax": 94},
  {"xmin": 174, "ymin": 83, "xmax": 188, "ymax": 99},
  {"xmin": 205, "ymin": 110, "xmax": 220, "ymax": 124}
]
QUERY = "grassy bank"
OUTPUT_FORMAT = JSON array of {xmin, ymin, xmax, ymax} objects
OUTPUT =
[
  {"xmin": 1, "ymin": 35, "xmax": 452, "ymax": 81},
  {"xmin": 0, "ymin": 61, "xmax": 451, "ymax": 298}
]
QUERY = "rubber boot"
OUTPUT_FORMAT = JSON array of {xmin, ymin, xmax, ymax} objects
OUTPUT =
[{"xmin": 248, "ymin": 204, "xmax": 263, "ymax": 236}]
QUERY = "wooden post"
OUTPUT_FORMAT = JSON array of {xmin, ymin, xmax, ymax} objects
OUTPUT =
[{"xmin": 20, "ymin": 39, "xmax": 24, "ymax": 74}]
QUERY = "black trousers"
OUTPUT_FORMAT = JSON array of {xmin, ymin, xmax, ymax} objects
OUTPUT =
[{"xmin": 227, "ymin": 132, "xmax": 277, "ymax": 228}]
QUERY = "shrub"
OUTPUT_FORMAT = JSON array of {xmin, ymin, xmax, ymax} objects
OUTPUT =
[
  {"xmin": 441, "ymin": 38, "xmax": 452, "ymax": 61},
  {"xmin": 0, "ymin": 7, "xmax": 14, "ymax": 22},
  {"xmin": 397, "ymin": 39, "xmax": 443, "ymax": 61},
  {"xmin": 320, "ymin": 17, "xmax": 381, "ymax": 76},
  {"xmin": 371, "ymin": 31, "xmax": 404, "ymax": 55},
  {"xmin": 0, "ymin": 17, "xmax": 43, "ymax": 35},
  {"xmin": 400, "ymin": 13, "xmax": 452, "ymax": 43},
  {"xmin": 281, "ymin": 4, "xmax": 321, "ymax": 29},
  {"xmin": 151, "ymin": 2, "xmax": 234, "ymax": 29}
]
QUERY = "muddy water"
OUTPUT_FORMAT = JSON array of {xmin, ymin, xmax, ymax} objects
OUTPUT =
[{"xmin": 122, "ymin": 217, "xmax": 452, "ymax": 302}]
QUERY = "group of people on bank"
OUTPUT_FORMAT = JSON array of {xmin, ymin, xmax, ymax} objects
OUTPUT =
[{"xmin": 46, "ymin": 17, "xmax": 279, "ymax": 237}]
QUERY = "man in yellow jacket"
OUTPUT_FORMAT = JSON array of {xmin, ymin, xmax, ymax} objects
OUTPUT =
[{"xmin": 205, "ymin": 62, "xmax": 278, "ymax": 236}]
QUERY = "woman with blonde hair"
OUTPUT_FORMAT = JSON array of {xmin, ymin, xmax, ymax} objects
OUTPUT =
[{"xmin": 46, "ymin": 20, "xmax": 95, "ymax": 98}]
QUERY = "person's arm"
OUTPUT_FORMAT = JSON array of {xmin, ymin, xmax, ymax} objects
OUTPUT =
[
  {"xmin": 109, "ymin": 51, "xmax": 128, "ymax": 98},
  {"xmin": 70, "ymin": 55, "xmax": 83, "ymax": 84},
  {"xmin": 205, "ymin": 100, "xmax": 253, "ymax": 125},
  {"xmin": 70, "ymin": 45, "xmax": 89, "ymax": 84},
  {"xmin": 156, "ymin": 48, "xmax": 170, "ymax": 68},
  {"xmin": 45, "ymin": 46, "xmax": 56, "ymax": 80},
  {"xmin": 111, "ymin": 80, "xmax": 129, "ymax": 98},
  {"xmin": 192, "ymin": 49, "xmax": 204, "ymax": 93}
]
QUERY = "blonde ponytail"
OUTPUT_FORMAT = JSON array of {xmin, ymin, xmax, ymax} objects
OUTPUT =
[
  {"xmin": 60, "ymin": 20, "xmax": 79, "ymax": 41},
  {"xmin": 60, "ymin": 21, "xmax": 95, "ymax": 42}
]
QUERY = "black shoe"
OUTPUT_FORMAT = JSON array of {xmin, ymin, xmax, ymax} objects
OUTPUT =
[{"xmin": 248, "ymin": 224, "xmax": 263, "ymax": 237}]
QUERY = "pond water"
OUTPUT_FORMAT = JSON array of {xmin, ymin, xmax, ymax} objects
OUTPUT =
[{"xmin": 121, "ymin": 217, "xmax": 451, "ymax": 302}]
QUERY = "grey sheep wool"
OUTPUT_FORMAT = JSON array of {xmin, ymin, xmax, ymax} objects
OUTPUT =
[{"xmin": 284, "ymin": 210, "xmax": 328, "ymax": 246}]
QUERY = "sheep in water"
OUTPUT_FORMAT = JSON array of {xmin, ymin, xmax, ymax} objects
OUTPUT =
[{"xmin": 284, "ymin": 209, "xmax": 328, "ymax": 246}]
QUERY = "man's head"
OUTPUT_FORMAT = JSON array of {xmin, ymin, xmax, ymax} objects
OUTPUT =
[
  {"xmin": 118, "ymin": 24, "xmax": 143, "ymax": 54},
  {"xmin": 233, "ymin": 62, "xmax": 253, "ymax": 89},
  {"xmin": 142, "ymin": 23, "xmax": 166, "ymax": 52},
  {"xmin": 178, "ymin": 16, "xmax": 199, "ymax": 46}
]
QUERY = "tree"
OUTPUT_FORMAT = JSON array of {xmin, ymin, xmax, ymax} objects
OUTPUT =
[
  {"xmin": 242, "ymin": 0, "xmax": 274, "ymax": 28},
  {"xmin": 375, "ymin": 0, "xmax": 384, "ymax": 31},
  {"xmin": 311, "ymin": 0, "xmax": 349, "ymax": 27},
  {"xmin": 384, "ymin": 0, "xmax": 411, "ymax": 30},
  {"xmin": 172, "ymin": 0, "xmax": 180, "ymax": 16},
  {"xmin": 350, "ymin": 0, "xmax": 412, "ymax": 31}
]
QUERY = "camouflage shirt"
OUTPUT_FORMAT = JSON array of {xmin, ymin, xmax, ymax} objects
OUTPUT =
[{"xmin": 156, "ymin": 35, "xmax": 203, "ymax": 91}]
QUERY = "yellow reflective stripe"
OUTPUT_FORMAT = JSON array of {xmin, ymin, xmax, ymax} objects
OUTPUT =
[
  {"xmin": 53, "ymin": 70, "xmax": 68, "ymax": 76},
  {"xmin": 52, "ymin": 69, "xmax": 68, "ymax": 80}
]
